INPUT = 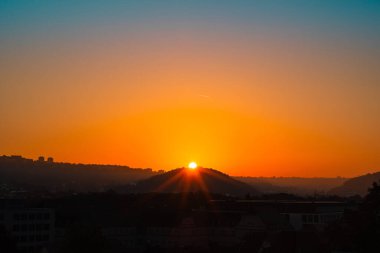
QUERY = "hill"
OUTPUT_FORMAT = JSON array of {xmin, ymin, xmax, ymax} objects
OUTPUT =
[
  {"xmin": 329, "ymin": 171, "xmax": 380, "ymax": 196},
  {"xmin": 0, "ymin": 155, "xmax": 157, "ymax": 193},
  {"xmin": 134, "ymin": 167, "xmax": 258, "ymax": 196}
]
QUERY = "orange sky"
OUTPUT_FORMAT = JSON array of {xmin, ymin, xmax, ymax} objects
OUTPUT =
[{"xmin": 1, "ymin": 2, "xmax": 380, "ymax": 177}]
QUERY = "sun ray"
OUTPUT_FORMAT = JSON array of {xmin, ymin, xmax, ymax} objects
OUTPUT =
[
  {"xmin": 153, "ymin": 169, "xmax": 186, "ymax": 192},
  {"xmin": 194, "ymin": 170, "xmax": 212, "ymax": 200}
]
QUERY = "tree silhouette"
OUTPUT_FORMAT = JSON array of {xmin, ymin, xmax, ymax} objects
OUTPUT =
[
  {"xmin": 326, "ymin": 180, "xmax": 380, "ymax": 252},
  {"xmin": 364, "ymin": 181, "xmax": 380, "ymax": 211}
]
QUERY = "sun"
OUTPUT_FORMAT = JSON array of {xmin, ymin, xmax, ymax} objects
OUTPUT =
[{"xmin": 188, "ymin": 162, "xmax": 198, "ymax": 170}]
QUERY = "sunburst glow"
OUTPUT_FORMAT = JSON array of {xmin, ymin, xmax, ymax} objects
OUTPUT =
[{"xmin": 188, "ymin": 162, "xmax": 197, "ymax": 170}]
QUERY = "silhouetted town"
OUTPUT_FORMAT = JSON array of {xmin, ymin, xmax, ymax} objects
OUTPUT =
[{"xmin": 1, "ymin": 155, "xmax": 380, "ymax": 253}]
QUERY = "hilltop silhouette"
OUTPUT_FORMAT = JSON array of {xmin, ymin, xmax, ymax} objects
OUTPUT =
[
  {"xmin": 133, "ymin": 167, "xmax": 259, "ymax": 196},
  {"xmin": 329, "ymin": 171, "xmax": 380, "ymax": 196}
]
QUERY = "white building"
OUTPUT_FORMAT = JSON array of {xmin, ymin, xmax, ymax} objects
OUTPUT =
[{"xmin": 281, "ymin": 202, "xmax": 344, "ymax": 230}]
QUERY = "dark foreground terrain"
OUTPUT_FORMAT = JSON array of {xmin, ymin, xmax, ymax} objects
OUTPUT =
[{"xmin": 1, "ymin": 182, "xmax": 380, "ymax": 253}]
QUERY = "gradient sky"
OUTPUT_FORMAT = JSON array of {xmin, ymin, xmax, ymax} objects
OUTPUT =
[{"xmin": 1, "ymin": 0, "xmax": 380, "ymax": 177}]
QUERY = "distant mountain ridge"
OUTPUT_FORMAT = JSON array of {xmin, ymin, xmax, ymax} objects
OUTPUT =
[
  {"xmin": 329, "ymin": 171, "xmax": 380, "ymax": 196},
  {"xmin": 236, "ymin": 176, "xmax": 348, "ymax": 195},
  {"xmin": 3, "ymin": 154, "xmax": 377, "ymax": 197},
  {"xmin": 134, "ymin": 167, "xmax": 258, "ymax": 196}
]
